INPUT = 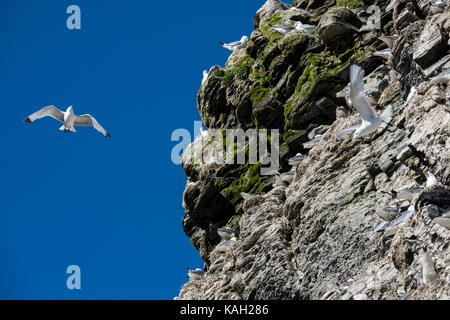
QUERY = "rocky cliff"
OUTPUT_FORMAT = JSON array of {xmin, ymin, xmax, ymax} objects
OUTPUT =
[{"xmin": 177, "ymin": 0, "xmax": 450, "ymax": 300}]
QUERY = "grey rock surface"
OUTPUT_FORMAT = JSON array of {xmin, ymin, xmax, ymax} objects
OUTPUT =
[{"xmin": 177, "ymin": 0, "xmax": 450, "ymax": 300}]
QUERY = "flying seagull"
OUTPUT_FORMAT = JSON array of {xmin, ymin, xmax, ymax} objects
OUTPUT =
[
  {"xmin": 340, "ymin": 65, "xmax": 393, "ymax": 139},
  {"xmin": 219, "ymin": 36, "xmax": 248, "ymax": 51},
  {"xmin": 24, "ymin": 105, "xmax": 110, "ymax": 138}
]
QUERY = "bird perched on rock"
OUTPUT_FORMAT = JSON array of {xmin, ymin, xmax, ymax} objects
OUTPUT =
[
  {"xmin": 379, "ymin": 34, "xmax": 398, "ymax": 48},
  {"xmin": 424, "ymin": 171, "xmax": 439, "ymax": 187},
  {"xmin": 429, "ymin": 68, "xmax": 450, "ymax": 85},
  {"xmin": 187, "ymin": 268, "xmax": 205, "ymax": 281},
  {"xmin": 303, "ymin": 135, "xmax": 323, "ymax": 149},
  {"xmin": 219, "ymin": 36, "xmax": 248, "ymax": 51},
  {"xmin": 202, "ymin": 70, "xmax": 209, "ymax": 85},
  {"xmin": 405, "ymin": 86, "xmax": 417, "ymax": 104},
  {"xmin": 288, "ymin": 153, "xmax": 306, "ymax": 166},
  {"xmin": 385, "ymin": 171, "xmax": 438, "ymax": 203},
  {"xmin": 280, "ymin": 167, "xmax": 296, "ymax": 184},
  {"xmin": 420, "ymin": 251, "xmax": 437, "ymax": 284},
  {"xmin": 24, "ymin": 105, "xmax": 111, "ymax": 138},
  {"xmin": 215, "ymin": 237, "xmax": 238, "ymax": 253},
  {"xmin": 217, "ymin": 227, "xmax": 235, "ymax": 241},
  {"xmin": 200, "ymin": 127, "xmax": 209, "ymax": 138},
  {"xmin": 289, "ymin": 7, "xmax": 317, "ymax": 17},
  {"xmin": 338, "ymin": 65, "xmax": 393, "ymax": 139},
  {"xmin": 384, "ymin": 204, "xmax": 416, "ymax": 237},
  {"xmin": 272, "ymin": 174, "xmax": 288, "ymax": 187},
  {"xmin": 374, "ymin": 48, "xmax": 392, "ymax": 61},
  {"xmin": 295, "ymin": 21, "xmax": 316, "ymax": 33},
  {"xmin": 240, "ymin": 192, "xmax": 255, "ymax": 201},
  {"xmin": 428, "ymin": 1, "xmax": 447, "ymax": 15},
  {"xmin": 434, "ymin": 216, "xmax": 450, "ymax": 229},
  {"xmin": 270, "ymin": 22, "xmax": 305, "ymax": 36},
  {"xmin": 376, "ymin": 205, "xmax": 399, "ymax": 221},
  {"xmin": 336, "ymin": 106, "xmax": 348, "ymax": 119}
]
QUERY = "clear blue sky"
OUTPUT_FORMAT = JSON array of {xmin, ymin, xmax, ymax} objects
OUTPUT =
[{"xmin": 0, "ymin": 0, "xmax": 264, "ymax": 299}]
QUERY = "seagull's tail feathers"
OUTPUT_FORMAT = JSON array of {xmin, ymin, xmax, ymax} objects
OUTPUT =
[
  {"xmin": 378, "ymin": 104, "xmax": 393, "ymax": 133},
  {"xmin": 380, "ymin": 104, "xmax": 393, "ymax": 123},
  {"xmin": 350, "ymin": 64, "xmax": 364, "ymax": 86},
  {"xmin": 59, "ymin": 125, "xmax": 76, "ymax": 132}
]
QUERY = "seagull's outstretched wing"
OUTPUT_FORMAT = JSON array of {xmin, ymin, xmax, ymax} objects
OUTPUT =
[
  {"xmin": 350, "ymin": 65, "xmax": 377, "ymax": 121},
  {"xmin": 24, "ymin": 105, "xmax": 64, "ymax": 123},
  {"xmin": 73, "ymin": 114, "xmax": 111, "ymax": 138},
  {"xmin": 337, "ymin": 123, "xmax": 360, "ymax": 141}
]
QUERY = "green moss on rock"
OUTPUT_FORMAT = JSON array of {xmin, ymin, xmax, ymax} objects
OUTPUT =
[
  {"xmin": 222, "ymin": 162, "xmax": 270, "ymax": 205},
  {"xmin": 336, "ymin": 0, "xmax": 365, "ymax": 9},
  {"xmin": 220, "ymin": 56, "xmax": 255, "ymax": 86},
  {"xmin": 250, "ymin": 84, "xmax": 269, "ymax": 102}
]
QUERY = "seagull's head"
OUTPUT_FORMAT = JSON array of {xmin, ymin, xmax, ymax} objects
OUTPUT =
[
  {"xmin": 241, "ymin": 36, "xmax": 248, "ymax": 43},
  {"xmin": 67, "ymin": 106, "xmax": 73, "ymax": 112},
  {"xmin": 294, "ymin": 21, "xmax": 303, "ymax": 28}
]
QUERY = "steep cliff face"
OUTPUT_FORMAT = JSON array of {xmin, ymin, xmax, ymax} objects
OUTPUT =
[{"xmin": 178, "ymin": 0, "xmax": 450, "ymax": 300}]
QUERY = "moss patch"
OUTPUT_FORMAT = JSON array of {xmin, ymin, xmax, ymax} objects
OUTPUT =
[
  {"xmin": 220, "ymin": 56, "xmax": 255, "ymax": 86},
  {"xmin": 283, "ymin": 41, "xmax": 369, "ymax": 131},
  {"xmin": 222, "ymin": 162, "xmax": 270, "ymax": 205},
  {"xmin": 336, "ymin": 0, "xmax": 365, "ymax": 8},
  {"xmin": 250, "ymin": 84, "xmax": 269, "ymax": 102}
]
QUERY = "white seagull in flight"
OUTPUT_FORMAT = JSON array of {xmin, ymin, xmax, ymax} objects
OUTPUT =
[
  {"xmin": 24, "ymin": 105, "xmax": 111, "ymax": 138},
  {"xmin": 342, "ymin": 65, "xmax": 393, "ymax": 139},
  {"xmin": 338, "ymin": 64, "xmax": 392, "ymax": 140}
]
